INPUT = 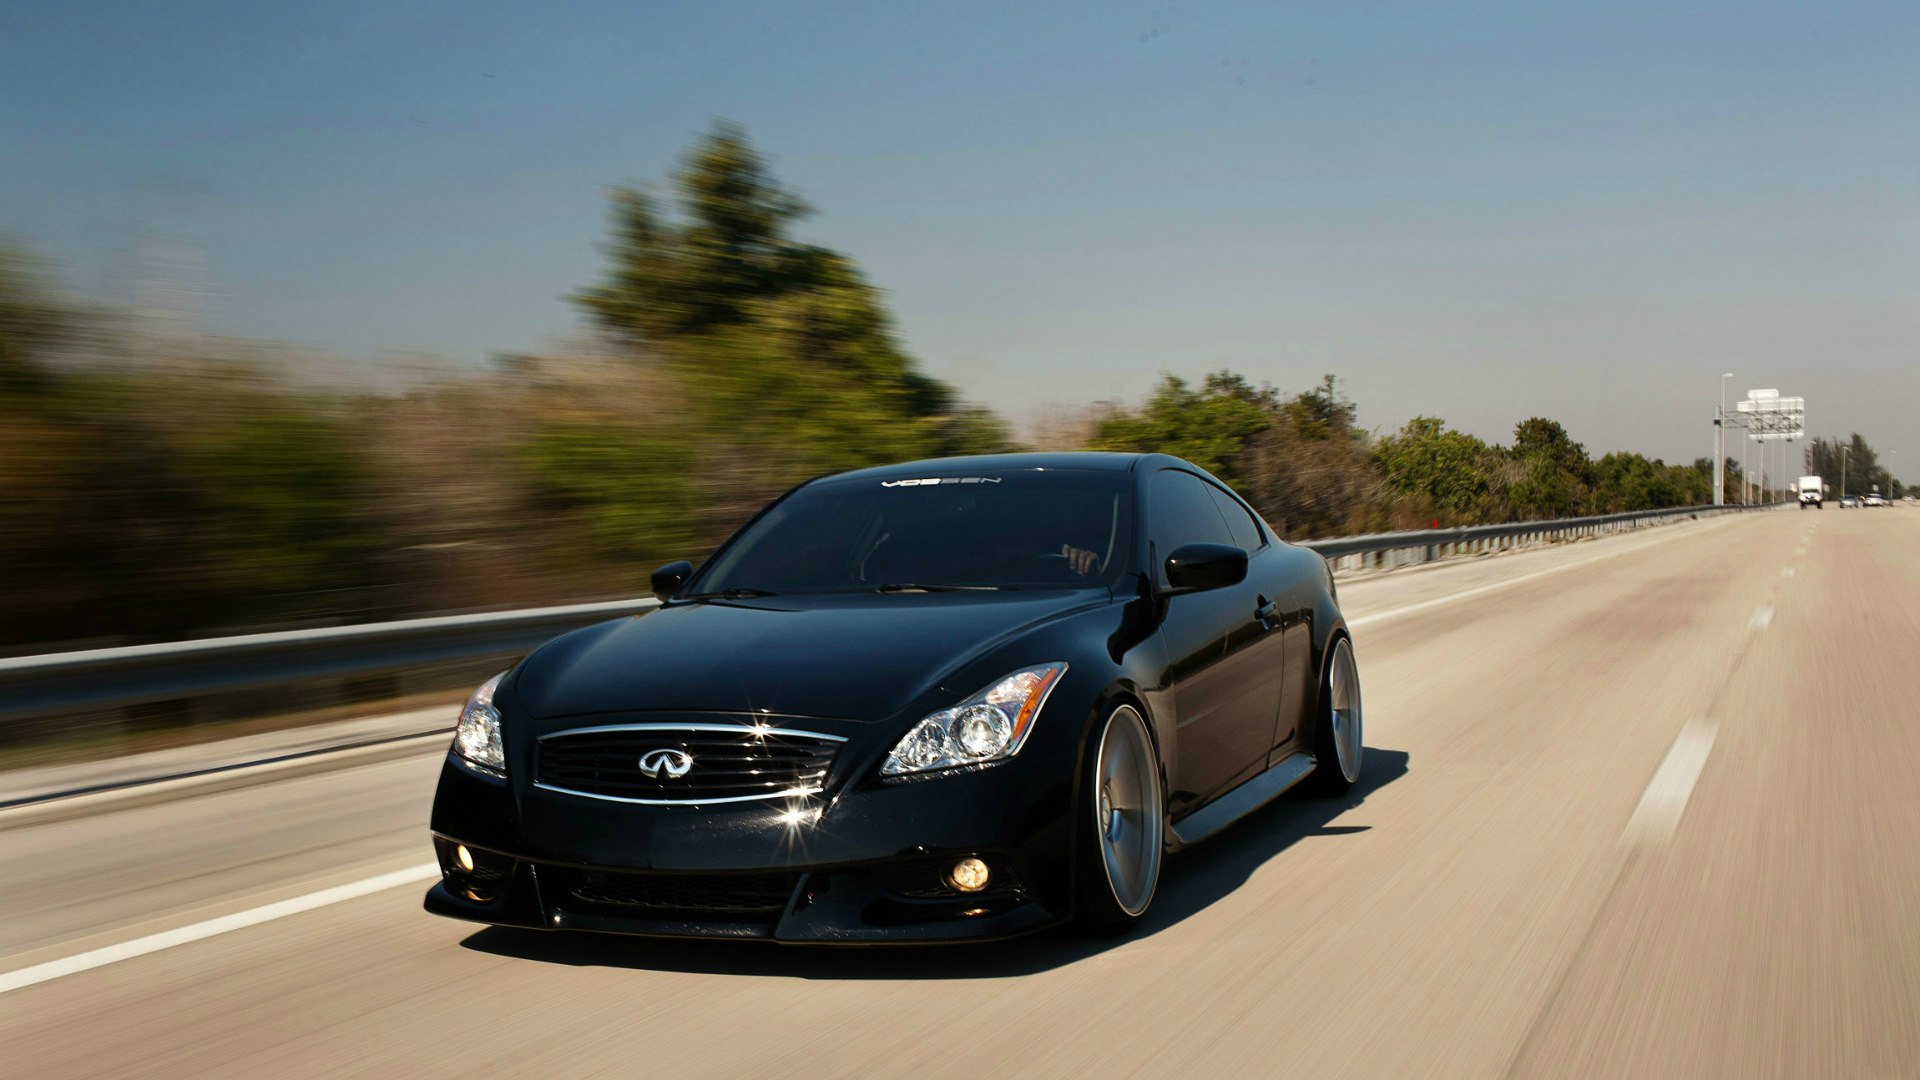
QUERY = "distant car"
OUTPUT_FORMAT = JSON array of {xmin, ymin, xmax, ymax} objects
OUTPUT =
[
  {"xmin": 1864, "ymin": 493, "xmax": 1890, "ymax": 507},
  {"xmin": 1841, "ymin": 495, "xmax": 1861, "ymax": 508},
  {"xmin": 425, "ymin": 452, "xmax": 1363, "ymax": 943}
]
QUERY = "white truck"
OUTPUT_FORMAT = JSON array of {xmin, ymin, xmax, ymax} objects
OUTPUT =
[{"xmin": 1797, "ymin": 475, "xmax": 1824, "ymax": 509}]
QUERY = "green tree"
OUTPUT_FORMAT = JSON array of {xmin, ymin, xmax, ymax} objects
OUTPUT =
[
  {"xmin": 1511, "ymin": 417, "xmax": 1589, "ymax": 476},
  {"xmin": 1504, "ymin": 417, "xmax": 1592, "ymax": 518},
  {"xmin": 1372, "ymin": 417, "xmax": 1492, "ymax": 520},
  {"xmin": 1088, "ymin": 372, "xmax": 1274, "ymax": 484},
  {"xmin": 1805, "ymin": 434, "xmax": 1894, "ymax": 497},
  {"xmin": 568, "ymin": 122, "xmax": 1013, "ymax": 559},
  {"xmin": 1285, "ymin": 373, "xmax": 1360, "ymax": 441},
  {"xmin": 1590, "ymin": 452, "xmax": 1688, "ymax": 512},
  {"xmin": 575, "ymin": 122, "xmax": 812, "ymax": 343},
  {"xmin": 1089, "ymin": 371, "xmax": 1379, "ymax": 537}
]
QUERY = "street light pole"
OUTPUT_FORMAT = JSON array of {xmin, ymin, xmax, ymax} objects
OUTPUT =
[
  {"xmin": 1716, "ymin": 373, "xmax": 1734, "ymax": 505},
  {"xmin": 1763, "ymin": 437, "xmax": 1771, "ymax": 504},
  {"xmin": 1787, "ymin": 437, "xmax": 1796, "ymax": 503},
  {"xmin": 1841, "ymin": 444, "xmax": 1851, "ymax": 505}
]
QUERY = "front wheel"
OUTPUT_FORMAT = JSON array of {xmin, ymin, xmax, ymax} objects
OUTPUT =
[
  {"xmin": 1307, "ymin": 636, "xmax": 1363, "ymax": 795},
  {"xmin": 1075, "ymin": 703, "xmax": 1164, "ymax": 935}
]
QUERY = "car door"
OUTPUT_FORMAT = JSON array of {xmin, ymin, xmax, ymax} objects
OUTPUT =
[
  {"xmin": 1202, "ymin": 484, "xmax": 1308, "ymax": 766},
  {"xmin": 1148, "ymin": 469, "xmax": 1286, "ymax": 813}
]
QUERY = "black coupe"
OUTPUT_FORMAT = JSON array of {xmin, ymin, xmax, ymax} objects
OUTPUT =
[{"xmin": 426, "ymin": 452, "xmax": 1363, "ymax": 943}]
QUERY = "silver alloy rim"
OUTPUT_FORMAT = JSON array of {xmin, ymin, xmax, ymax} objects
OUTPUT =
[
  {"xmin": 1095, "ymin": 705, "xmax": 1162, "ymax": 917},
  {"xmin": 1330, "ymin": 637, "xmax": 1363, "ymax": 782}
]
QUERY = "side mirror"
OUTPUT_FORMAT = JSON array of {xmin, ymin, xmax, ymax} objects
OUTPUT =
[
  {"xmin": 1162, "ymin": 543, "xmax": 1247, "ymax": 595},
  {"xmin": 651, "ymin": 560, "xmax": 693, "ymax": 601}
]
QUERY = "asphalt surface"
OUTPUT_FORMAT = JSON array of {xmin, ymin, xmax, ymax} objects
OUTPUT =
[{"xmin": 4, "ymin": 507, "xmax": 1917, "ymax": 1078}]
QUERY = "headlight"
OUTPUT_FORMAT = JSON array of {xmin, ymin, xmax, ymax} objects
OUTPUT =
[
  {"xmin": 881, "ymin": 663, "xmax": 1067, "ymax": 778},
  {"xmin": 452, "ymin": 672, "xmax": 507, "ymax": 776}
]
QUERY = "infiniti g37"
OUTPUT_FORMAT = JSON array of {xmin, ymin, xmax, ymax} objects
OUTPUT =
[{"xmin": 426, "ymin": 452, "xmax": 1364, "ymax": 943}]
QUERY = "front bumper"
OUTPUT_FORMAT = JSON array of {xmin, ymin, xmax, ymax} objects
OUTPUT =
[{"xmin": 424, "ymin": 740, "xmax": 1078, "ymax": 944}]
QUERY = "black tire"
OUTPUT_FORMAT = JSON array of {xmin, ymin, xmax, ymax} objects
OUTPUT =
[
  {"xmin": 1075, "ymin": 702, "xmax": 1164, "ymax": 936},
  {"xmin": 1306, "ymin": 635, "xmax": 1364, "ymax": 796}
]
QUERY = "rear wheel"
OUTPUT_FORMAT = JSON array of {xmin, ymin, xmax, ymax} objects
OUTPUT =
[
  {"xmin": 1308, "ymin": 636, "xmax": 1363, "ymax": 795},
  {"xmin": 1076, "ymin": 703, "xmax": 1163, "ymax": 935}
]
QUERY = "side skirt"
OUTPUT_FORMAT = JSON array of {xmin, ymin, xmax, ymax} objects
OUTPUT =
[{"xmin": 1167, "ymin": 752, "xmax": 1316, "ymax": 849}]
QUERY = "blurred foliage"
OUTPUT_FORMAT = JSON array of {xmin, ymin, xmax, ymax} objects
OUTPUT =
[
  {"xmin": 0, "ymin": 127, "xmax": 1016, "ymax": 649},
  {"xmin": 0, "ymin": 245, "xmax": 90, "ymax": 397},
  {"xmin": 568, "ymin": 121, "xmax": 1015, "ymax": 550},
  {"xmin": 1, "ymin": 343, "xmax": 381, "ymax": 645},
  {"xmin": 0, "ymin": 123, "xmax": 1863, "ymax": 652}
]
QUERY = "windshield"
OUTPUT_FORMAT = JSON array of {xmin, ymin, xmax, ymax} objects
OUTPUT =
[{"xmin": 690, "ymin": 469, "xmax": 1133, "ymax": 594}]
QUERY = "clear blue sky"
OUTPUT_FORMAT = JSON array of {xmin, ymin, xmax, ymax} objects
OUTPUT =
[{"xmin": 5, "ymin": 1, "xmax": 1917, "ymax": 474}]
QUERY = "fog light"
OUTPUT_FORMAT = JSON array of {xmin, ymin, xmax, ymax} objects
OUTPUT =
[
  {"xmin": 454, "ymin": 844, "xmax": 475, "ymax": 873},
  {"xmin": 947, "ymin": 857, "xmax": 990, "ymax": 893}
]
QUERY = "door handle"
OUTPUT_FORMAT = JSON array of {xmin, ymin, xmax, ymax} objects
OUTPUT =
[{"xmin": 1255, "ymin": 594, "xmax": 1279, "ymax": 629}]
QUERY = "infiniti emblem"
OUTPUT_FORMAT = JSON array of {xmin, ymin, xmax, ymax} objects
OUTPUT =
[{"xmin": 638, "ymin": 748, "xmax": 694, "ymax": 780}]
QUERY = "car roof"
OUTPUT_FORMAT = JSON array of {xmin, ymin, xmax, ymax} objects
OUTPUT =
[{"xmin": 821, "ymin": 451, "xmax": 1162, "ymax": 484}]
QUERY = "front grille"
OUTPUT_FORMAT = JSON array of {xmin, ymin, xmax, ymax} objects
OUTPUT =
[
  {"xmin": 558, "ymin": 868, "xmax": 800, "ymax": 920},
  {"xmin": 535, "ymin": 723, "xmax": 843, "ymax": 805}
]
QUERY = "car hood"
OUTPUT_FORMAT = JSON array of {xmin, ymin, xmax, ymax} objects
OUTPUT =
[{"xmin": 510, "ymin": 590, "xmax": 1109, "ymax": 723}]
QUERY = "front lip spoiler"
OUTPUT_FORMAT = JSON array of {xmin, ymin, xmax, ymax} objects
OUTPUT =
[{"xmin": 424, "ymin": 873, "xmax": 1065, "ymax": 945}]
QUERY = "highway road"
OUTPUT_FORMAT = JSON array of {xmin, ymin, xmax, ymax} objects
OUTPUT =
[{"xmin": 4, "ymin": 507, "xmax": 1917, "ymax": 1078}]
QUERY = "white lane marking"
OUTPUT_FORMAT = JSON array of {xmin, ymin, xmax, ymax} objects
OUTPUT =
[
  {"xmin": 1351, "ymin": 549, "xmax": 1634, "ymax": 628},
  {"xmin": 0, "ymin": 862, "xmax": 439, "ymax": 995},
  {"xmin": 1782, "ymin": 567, "xmax": 1796, "ymax": 578},
  {"xmin": 1346, "ymin": 513, "xmax": 1741, "ymax": 630},
  {"xmin": 1748, "ymin": 605, "xmax": 1774, "ymax": 631},
  {"xmin": 1623, "ymin": 719, "xmax": 1719, "ymax": 848},
  {"xmin": 1344, "ymin": 507, "xmax": 1751, "ymax": 626}
]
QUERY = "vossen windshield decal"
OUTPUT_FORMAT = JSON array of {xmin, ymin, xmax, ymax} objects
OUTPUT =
[{"xmin": 880, "ymin": 477, "xmax": 1002, "ymax": 487}]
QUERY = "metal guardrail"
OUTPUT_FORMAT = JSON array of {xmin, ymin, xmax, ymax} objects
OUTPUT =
[
  {"xmin": 0, "ymin": 503, "xmax": 1769, "ymax": 724},
  {"xmin": 0, "ymin": 599, "xmax": 661, "ymax": 725},
  {"xmin": 1300, "ymin": 502, "xmax": 1766, "ymax": 568}
]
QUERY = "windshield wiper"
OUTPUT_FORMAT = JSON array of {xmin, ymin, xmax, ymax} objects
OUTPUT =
[
  {"xmin": 872, "ymin": 583, "xmax": 1005, "ymax": 593},
  {"xmin": 681, "ymin": 587, "xmax": 779, "ymax": 600}
]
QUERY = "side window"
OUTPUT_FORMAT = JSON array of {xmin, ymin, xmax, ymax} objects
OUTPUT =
[
  {"xmin": 1148, "ymin": 470, "xmax": 1236, "ymax": 556},
  {"xmin": 1205, "ymin": 485, "xmax": 1265, "ymax": 551}
]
